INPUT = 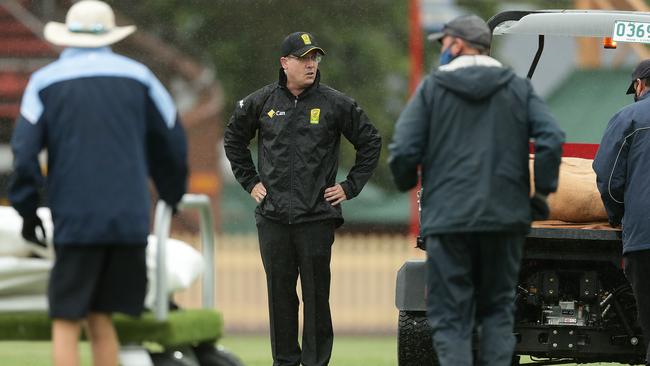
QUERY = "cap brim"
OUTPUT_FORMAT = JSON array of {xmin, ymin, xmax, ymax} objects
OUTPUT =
[
  {"xmin": 427, "ymin": 31, "xmax": 446, "ymax": 42},
  {"xmin": 44, "ymin": 22, "xmax": 136, "ymax": 48},
  {"xmin": 626, "ymin": 80, "xmax": 636, "ymax": 95},
  {"xmin": 292, "ymin": 46, "xmax": 326, "ymax": 57}
]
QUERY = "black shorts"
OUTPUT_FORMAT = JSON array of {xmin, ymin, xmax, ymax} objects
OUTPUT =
[{"xmin": 48, "ymin": 243, "xmax": 147, "ymax": 320}]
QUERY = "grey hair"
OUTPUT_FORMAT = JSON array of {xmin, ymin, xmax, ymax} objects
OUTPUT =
[{"xmin": 465, "ymin": 40, "xmax": 490, "ymax": 55}]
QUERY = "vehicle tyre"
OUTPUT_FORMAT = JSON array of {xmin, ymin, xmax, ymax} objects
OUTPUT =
[
  {"xmin": 397, "ymin": 310, "xmax": 438, "ymax": 366},
  {"xmin": 149, "ymin": 346, "xmax": 199, "ymax": 366},
  {"xmin": 193, "ymin": 343, "xmax": 245, "ymax": 366}
]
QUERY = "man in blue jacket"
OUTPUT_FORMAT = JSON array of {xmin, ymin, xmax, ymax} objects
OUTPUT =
[
  {"xmin": 389, "ymin": 15, "xmax": 564, "ymax": 366},
  {"xmin": 9, "ymin": 1, "xmax": 187, "ymax": 365},
  {"xmin": 593, "ymin": 59, "xmax": 650, "ymax": 366}
]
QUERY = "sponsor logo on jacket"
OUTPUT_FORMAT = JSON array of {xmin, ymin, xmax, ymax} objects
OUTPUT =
[
  {"xmin": 310, "ymin": 108, "xmax": 320, "ymax": 124},
  {"xmin": 267, "ymin": 109, "xmax": 286, "ymax": 119}
]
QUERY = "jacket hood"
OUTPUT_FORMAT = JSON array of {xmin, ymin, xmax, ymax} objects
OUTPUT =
[{"xmin": 434, "ymin": 55, "xmax": 516, "ymax": 101}]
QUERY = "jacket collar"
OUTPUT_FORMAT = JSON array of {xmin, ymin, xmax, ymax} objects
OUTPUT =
[
  {"xmin": 60, "ymin": 46, "xmax": 113, "ymax": 59},
  {"xmin": 439, "ymin": 55, "xmax": 502, "ymax": 72},
  {"xmin": 277, "ymin": 68, "xmax": 321, "ymax": 98}
]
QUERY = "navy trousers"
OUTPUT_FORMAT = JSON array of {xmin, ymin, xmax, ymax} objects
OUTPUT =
[
  {"xmin": 425, "ymin": 232, "xmax": 524, "ymax": 366},
  {"xmin": 256, "ymin": 215, "xmax": 335, "ymax": 366},
  {"xmin": 623, "ymin": 249, "xmax": 650, "ymax": 365}
]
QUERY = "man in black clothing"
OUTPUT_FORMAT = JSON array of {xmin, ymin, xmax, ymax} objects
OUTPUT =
[
  {"xmin": 224, "ymin": 31, "xmax": 381, "ymax": 366},
  {"xmin": 389, "ymin": 15, "xmax": 564, "ymax": 366}
]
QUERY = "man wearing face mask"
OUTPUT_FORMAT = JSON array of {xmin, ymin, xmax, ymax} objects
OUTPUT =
[
  {"xmin": 224, "ymin": 32, "xmax": 381, "ymax": 366},
  {"xmin": 593, "ymin": 59, "xmax": 650, "ymax": 366},
  {"xmin": 389, "ymin": 14, "xmax": 564, "ymax": 365}
]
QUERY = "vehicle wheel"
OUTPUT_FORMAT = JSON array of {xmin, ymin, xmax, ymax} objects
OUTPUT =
[
  {"xmin": 149, "ymin": 346, "xmax": 199, "ymax": 366},
  {"xmin": 193, "ymin": 342, "xmax": 245, "ymax": 366},
  {"xmin": 397, "ymin": 310, "xmax": 438, "ymax": 366}
]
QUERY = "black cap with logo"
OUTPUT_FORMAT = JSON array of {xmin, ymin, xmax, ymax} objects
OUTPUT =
[
  {"xmin": 427, "ymin": 14, "xmax": 491, "ymax": 49},
  {"xmin": 281, "ymin": 32, "xmax": 326, "ymax": 57},
  {"xmin": 626, "ymin": 59, "xmax": 650, "ymax": 94}
]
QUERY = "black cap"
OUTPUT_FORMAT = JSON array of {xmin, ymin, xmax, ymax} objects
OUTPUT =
[
  {"xmin": 280, "ymin": 32, "xmax": 325, "ymax": 57},
  {"xmin": 626, "ymin": 59, "xmax": 650, "ymax": 94},
  {"xmin": 427, "ymin": 14, "xmax": 491, "ymax": 49}
]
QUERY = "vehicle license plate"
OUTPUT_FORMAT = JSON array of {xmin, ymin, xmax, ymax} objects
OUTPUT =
[{"xmin": 613, "ymin": 20, "xmax": 650, "ymax": 43}]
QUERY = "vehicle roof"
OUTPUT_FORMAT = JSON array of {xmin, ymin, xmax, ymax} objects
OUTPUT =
[{"xmin": 493, "ymin": 10, "xmax": 650, "ymax": 38}]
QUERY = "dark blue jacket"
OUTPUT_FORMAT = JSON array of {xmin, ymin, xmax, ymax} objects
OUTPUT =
[
  {"xmin": 593, "ymin": 92, "xmax": 650, "ymax": 254},
  {"xmin": 389, "ymin": 56, "xmax": 564, "ymax": 236},
  {"xmin": 10, "ymin": 47, "xmax": 188, "ymax": 245}
]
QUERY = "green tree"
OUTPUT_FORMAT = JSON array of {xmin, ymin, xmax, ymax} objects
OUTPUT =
[{"xmin": 111, "ymin": 0, "xmax": 409, "ymax": 190}]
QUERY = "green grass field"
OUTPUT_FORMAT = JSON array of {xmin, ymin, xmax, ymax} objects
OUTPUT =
[
  {"xmin": 0, "ymin": 336, "xmax": 636, "ymax": 365},
  {"xmin": 221, "ymin": 335, "xmax": 396, "ymax": 366},
  {"xmin": 0, "ymin": 336, "xmax": 396, "ymax": 366}
]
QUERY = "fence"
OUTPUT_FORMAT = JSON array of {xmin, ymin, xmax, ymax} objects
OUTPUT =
[{"xmin": 173, "ymin": 233, "xmax": 425, "ymax": 335}]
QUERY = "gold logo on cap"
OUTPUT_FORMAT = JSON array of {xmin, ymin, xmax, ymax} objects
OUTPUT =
[
  {"xmin": 310, "ymin": 108, "xmax": 320, "ymax": 124},
  {"xmin": 301, "ymin": 34, "xmax": 312, "ymax": 45},
  {"xmin": 267, "ymin": 109, "xmax": 276, "ymax": 118}
]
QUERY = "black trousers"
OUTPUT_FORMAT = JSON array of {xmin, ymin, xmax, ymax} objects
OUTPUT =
[
  {"xmin": 623, "ymin": 249, "xmax": 650, "ymax": 365},
  {"xmin": 256, "ymin": 214, "xmax": 335, "ymax": 366}
]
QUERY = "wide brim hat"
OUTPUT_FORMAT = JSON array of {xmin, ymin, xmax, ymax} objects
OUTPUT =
[{"xmin": 44, "ymin": 0, "xmax": 136, "ymax": 48}]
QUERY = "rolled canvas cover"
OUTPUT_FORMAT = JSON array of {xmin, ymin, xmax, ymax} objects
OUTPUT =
[{"xmin": 531, "ymin": 157, "xmax": 607, "ymax": 223}]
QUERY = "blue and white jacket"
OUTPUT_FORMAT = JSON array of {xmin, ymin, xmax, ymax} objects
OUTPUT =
[
  {"xmin": 593, "ymin": 92, "xmax": 650, "ymax": 254},
  {"xmin": 9, "ymin": 47, "xmax": 188, "ymax": 246}
]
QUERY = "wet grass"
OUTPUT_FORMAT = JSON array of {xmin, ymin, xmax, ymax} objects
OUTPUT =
[{"xmin": 0, "ymin": 336, "xmax": 635, "ymax": 365}]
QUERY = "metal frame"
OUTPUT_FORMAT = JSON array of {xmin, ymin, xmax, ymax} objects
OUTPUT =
[
  {"xmin": 396, "ymin": 232, "xmax": 644, "ymax": 364},
  {"xmin": 489, "ymin": 10, "xmax": 650, "ymax": 38},
  {"xmin": 152, "ymin": 194, "xmax": 215, "ymax": 321},
  {"xmin": 487, "ymin": 10, "xmax": 650, "ymax": 79},
  {"xmin": 514, "ymin": 232, "xmax": 642, "ymax": 364}
]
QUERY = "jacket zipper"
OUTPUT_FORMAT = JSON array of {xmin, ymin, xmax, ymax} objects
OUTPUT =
[{"xmin": 289, "ymin": 96, "xmax": 298, "ymax": 224}]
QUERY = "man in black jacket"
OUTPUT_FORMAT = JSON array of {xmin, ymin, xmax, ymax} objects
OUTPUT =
[
  {"xmin": 224, "ymin": 32, "xmax": 381, "ymax": 366},
  {"xmin": 389, "ymin": 15, "xmax": 564, "ymax": 366}
]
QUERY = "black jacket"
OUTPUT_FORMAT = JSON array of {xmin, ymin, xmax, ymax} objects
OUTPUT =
[
  {"xmin": 224, "ymin": 69, "xmax": 381, "ymax": 226},
  {"xmin": 389, "ymin": 56, "xmax": 564, "ymax": 236}
]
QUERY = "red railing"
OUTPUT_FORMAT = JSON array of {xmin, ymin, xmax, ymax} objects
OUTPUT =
[{"xmin": 530, "ymin": 142, "xmax": 599, "ymax": 159}]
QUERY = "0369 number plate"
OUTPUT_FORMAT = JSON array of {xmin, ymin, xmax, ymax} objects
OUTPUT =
[{"xmin": 613, "ymin": 20, "xmax": 650, "ymax": 43}]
